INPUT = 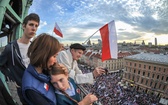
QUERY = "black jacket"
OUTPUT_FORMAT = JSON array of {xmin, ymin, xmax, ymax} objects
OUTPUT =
[
  {"xmin": 0, "ymin": 40, "xmax": 26, "ymax": 87},
  {"xmin": 0, "ymin": 71, "xmax": 18, "ymax": 105}
]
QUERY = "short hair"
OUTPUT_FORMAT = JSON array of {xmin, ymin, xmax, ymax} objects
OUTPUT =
[
  {"xmin": 23, "ymin": 13, "xmax": 40, "ymax": 25},
  {"xmin": 70, "ymin": 43, "xmax": 86, "ymax": 51},
  {"xmin": 27, "ymin": 33, "xmax": 61, "ymax": 69}
]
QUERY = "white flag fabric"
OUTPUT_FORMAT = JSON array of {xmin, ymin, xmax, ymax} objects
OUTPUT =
[{"xmin": 99, "ymin": 20, "xmax": 118, "ymax": 61}]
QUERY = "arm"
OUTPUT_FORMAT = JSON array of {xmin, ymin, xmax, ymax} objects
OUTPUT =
[
  {"xmin": 0, "ymin": 44, "xmax": 16, "ymax": 81},
  {"xmin": 25, "ymin": 89, "xmax": 51, "ymax": 105},
  {"xmin": 0, "ymin": 45, "xmax": 9, "ymax": 67},
  {"xmin": 0, "ymin": 78, "xmax": 17, "ymax": 105}
]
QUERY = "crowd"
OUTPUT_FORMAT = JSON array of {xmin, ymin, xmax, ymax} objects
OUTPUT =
[{"xmin": 78, "ymin": 64, "xmax": 161, "ymax": 105}]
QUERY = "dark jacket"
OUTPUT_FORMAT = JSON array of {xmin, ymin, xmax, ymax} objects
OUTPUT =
[
  {"xmin": 22, "ymin": 64, "xmax": 56, "ymax": 105},
  {"xmin": 0, "ymin": 40, "xmax": 26, "ymax": 86},
  {"xmin": 55, "ymin": 78, "xmax": 80, "ymax": 105},
  {"xmin": 0, "ymin": 71, "xmax": 18, "ymax": 105}
]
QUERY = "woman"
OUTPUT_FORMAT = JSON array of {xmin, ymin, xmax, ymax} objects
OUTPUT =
[
  {"xmin": 22, "ymin": 33, "xmax": 61, "ymax": 105},
  {"xmin": 50, "ymin": 63, "xmax": 98, "ymax": 105}
]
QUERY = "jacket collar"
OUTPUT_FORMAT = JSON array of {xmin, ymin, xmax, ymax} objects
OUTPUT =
[{"xmin": 27, "ymin": 64, "xmax": 50, "ymax": 82}]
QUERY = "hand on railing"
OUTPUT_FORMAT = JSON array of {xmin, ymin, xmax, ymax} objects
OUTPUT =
[{"xmin": 78, "ymin": 93, "xmax": 98, "ymax": 105}]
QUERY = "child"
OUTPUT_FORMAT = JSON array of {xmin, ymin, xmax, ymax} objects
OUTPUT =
[{"xmin": 50, "ymin": 63, "xmax": 98, "ymax": 105}]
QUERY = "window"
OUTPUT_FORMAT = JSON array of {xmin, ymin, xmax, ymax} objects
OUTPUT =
[
  {"xmin": 134, "ymin": 63, "xmax": 136, "ymax": 67},
  {"xmin": 128, "ymin": 74, "xmax": 130, "ymax": 79},
  {"xmin": 157, "ymin": 75, "xmax": 159, "ymax": 79},
  {"xmin": 166, "ymin": 77, "xmax": 168, "ymax": 82},
  {"xmin": 139, "ymin": 64, "xmax": 141, "ymax": 68},
  {"xmin": 138, "ymin": 70, "xmax": 140, "ymax": 74},
  {"xmin": 152, "ymin": 74, "xmax": 155, "ymax": 78},
  {"xmin": 163, "ymin": 85, "xmax": 166, "ymax": 90},
  {"xmin": 132, "ymin": 76, "xmax": 135, "ymax": 81},
  {"xmin": 164, "ymin": 68, "xmax": 166, "ymax": 72},
  {"xmin": 148, "ymin": 73, "xmax": 150, "ymax": 77},
  {"xmin": 134, "ymin": 69, "xmax": 136, "ymax": 73},
  {"xmin": 137, "ymin": 77, "xmax": 139, "ymax": 82},
  {"xmin": 162, "ymin": 76, "xmax": 164, "ymax": 80},
  {"xmin": 149, "ymin": 66, "xmax": 151, "ymax": 70},
  {"xmin": 141, "ymin": 78, "xmax": 144, "ymax": 84},
  {"xmin": 143, "ymin": 72, "xmax": 145, "ymax": 76},
  {"xmin": 159, "ymin": 84, "xmax": 161, "ymax": 89},
  {"xmin": 130, "ymin": 62, "xmax": 132, "ymax": 66},
  {"xmin": 144, "ymin": 65, "xmax": 146, "ymax": 69},
  {"xmin": 146, "ymin": 80, "xmax": 148, "ymax": 85},
  {"xmin": 154, "ymin": 67, "xmax": 156, "ymax": 71},
  {"xmin": 154, "ymin": 83, "xmax": 157, "ymax": 89},
  {"xmin": 150, "ymin": 81, "xmax": 153, "ymax": 86},
  {"xmin": 159, "ymin": 68, "xmax": 161, "ymax": 71}
]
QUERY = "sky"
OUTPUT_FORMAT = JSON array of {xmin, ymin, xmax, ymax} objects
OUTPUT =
[{"xmin": 29, "ymin": 0, "xmax": 168, "ymax": 46}]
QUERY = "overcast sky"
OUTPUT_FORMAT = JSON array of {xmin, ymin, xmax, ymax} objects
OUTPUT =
[{"xmin": 29, "ymin": 0, "xmax": 168, "ymax": 45}]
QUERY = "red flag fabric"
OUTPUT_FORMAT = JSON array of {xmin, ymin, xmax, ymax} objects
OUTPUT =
[
  {"xmin": 53, "ymin": 22, "xmax": 63, "ymax": 37},
  {"xmin": 99, "ymin": 20, "xmax": 118, "ymax": 61}
]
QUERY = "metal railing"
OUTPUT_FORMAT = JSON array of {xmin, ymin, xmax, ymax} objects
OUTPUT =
[{"xmin": 77, "ymin": 85, "xmax": 102, "ymax": 105}]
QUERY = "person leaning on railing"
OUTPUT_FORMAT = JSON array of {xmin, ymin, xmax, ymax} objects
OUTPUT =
[{"xmin": 57, "ymin": 43, "xmax": 105, "ymax": 85}]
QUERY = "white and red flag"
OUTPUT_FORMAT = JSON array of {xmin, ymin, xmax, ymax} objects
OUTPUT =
[
  {"xmin": 99, "ymin": 20, "xmax": 118, "ymax": 61},
  {"xmin": 44, "ymin": 83, "xmax": 49, "ymax": 91},
  {"xmin": 53, "ymin": 22, "xmax": 63, "ymax": 37}
]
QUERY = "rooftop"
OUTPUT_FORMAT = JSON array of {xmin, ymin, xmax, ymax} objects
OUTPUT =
[{"xmin": 125, "ymin": 53, "xmax": 168, "ymax": 65}]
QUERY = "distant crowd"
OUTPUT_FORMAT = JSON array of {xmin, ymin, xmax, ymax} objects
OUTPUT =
[{"xmin": 78, "ymin": 64, "xmax": 161, "ymax": 105}]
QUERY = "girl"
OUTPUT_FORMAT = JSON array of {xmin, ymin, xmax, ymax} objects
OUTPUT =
[{"xmin": 50, "ymin": 63, "xmax": 98, "ymax": 105}]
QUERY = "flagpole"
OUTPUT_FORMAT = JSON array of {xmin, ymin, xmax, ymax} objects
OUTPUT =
[
  {"xmin": 52, "ymin": 22, "xmax": 55, "ymax": 36},
  {"xmin": 83, "ymin": 29, "xmax": 99, "ymax": 44}
]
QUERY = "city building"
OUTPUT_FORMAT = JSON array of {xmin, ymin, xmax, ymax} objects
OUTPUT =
[
  {"xmin": 123, "ymin": 53, "xmax": 168, "ymax": 98},
  {"xmin": 81, "ymin": 50, "xmax": 137, "ymax": 72},
  {"xmin": 155, "ymin": 38, "xmax": 157, "ymax": 46}
]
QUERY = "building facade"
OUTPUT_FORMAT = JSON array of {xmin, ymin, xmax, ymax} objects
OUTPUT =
[
  {"xmin": 123, "ymin": 53, "xmax": 168, "ymax": 98},
  {"xmin": 82, "ymin": 50, "xmax": 136, "ymax": 72}
]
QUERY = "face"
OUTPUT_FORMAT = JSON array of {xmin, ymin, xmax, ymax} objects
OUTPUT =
[
  {"xmin": 50, "ymin": 74, "xmax": 69, "ymax": 91},
  {"xmin": 47, "ymin": 53, "xmax": 58, "ymax": 70},
  {"xmin": 71, "ymin": 49, "xmax": 84, "ymax": 60},
  {"xmin": 23, "ymin": 20, "xmax": 39, "ymax": 39}
]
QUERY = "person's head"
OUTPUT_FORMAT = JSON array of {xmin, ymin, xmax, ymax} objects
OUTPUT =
[
  {"xmin": 70, "ymin": 43, "xmax": 86, "ymax": 60},
  {"xmin": 22, "ymin": 13, "xmax": 40, "ymax": 38},
  {"xmin": 27, "ymin": 33, "xmax": 61, "ymax": 70},
  {"xmin": 50, "ymin": 64, "xmax": 69, "ymax": 91},
  {"xmin": 60, "ymin": 43, "xmax": 65, "ymax": 51}
]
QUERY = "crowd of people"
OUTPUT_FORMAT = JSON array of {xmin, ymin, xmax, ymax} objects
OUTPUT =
[{"xmin": 79, "ymin": 64, "xmax": 161, "ymax": 105}]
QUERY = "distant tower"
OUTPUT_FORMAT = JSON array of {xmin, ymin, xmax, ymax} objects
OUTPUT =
[
  {"xmin": 155, "ymin": 38, "xmax": 157, "ymax": 46},
  {"xmin": 98, "ymin": 39, "xmax": 102, "ymax": 45},
  {"xmin": 142, "ymin": 40, "xmax": 145, "ymax": 46}
]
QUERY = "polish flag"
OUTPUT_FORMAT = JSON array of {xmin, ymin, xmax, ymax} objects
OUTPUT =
[
  {"xmin": 53, "ymin": 22, "xmax": 63, "ymax": 37},
  {"xmin": 44, "ymin": 83, "xmax": 49, "ymax": 91},
  {"xmin": 99, "ymin": 20, "xmax": 118, "ymax": 61}
]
